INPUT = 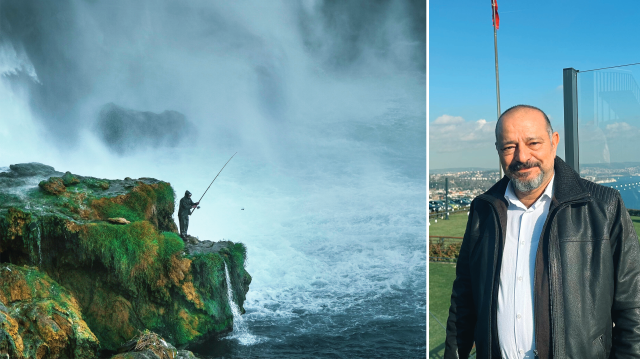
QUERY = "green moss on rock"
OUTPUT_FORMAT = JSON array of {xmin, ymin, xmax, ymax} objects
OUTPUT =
[
  {"xmin": 83, "ymin": 178, "xmax": 110, "ymax": 190},
  {"xmin": 0, "ymin": 163, "xmax": 251, "ymax": 353},
  {"xmin": 2, "ymin": 207, "xmax": 32, "ymax": 241},
  {"xmin": 0, "ymin": 264, "xmax": 100, "ymax": 359},
  {"xmin": 62, "ymin": 172, "xmax": 81, "ymax": 186},
  {"xmin": 39, "ymin": 177, "xmax": 67, "ymax": 195}
]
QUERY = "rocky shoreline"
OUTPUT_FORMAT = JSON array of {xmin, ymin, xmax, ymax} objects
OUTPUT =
[{"xmin": 0, "ymin": 163, "xmax": 251, "ymax": 359}]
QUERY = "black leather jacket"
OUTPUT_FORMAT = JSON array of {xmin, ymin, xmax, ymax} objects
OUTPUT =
[{"xmin": 445, "ymin": 157, "xmax": 640, "ymax": 359}]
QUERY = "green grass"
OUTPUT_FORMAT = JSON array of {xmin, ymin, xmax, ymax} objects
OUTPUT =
[
  {"xmin": 431, "ymin": 214, "xmax": 640, "ymax": 239},
  {"xmin": 428, "ymin": 214, "xmax": 640, "ymax": 358},
  {"xmin": 159, "ymin": 231, "xmax": 185, "ymax": 261},
  {"xmin": 429, "ymin": 212, "xmax": 469, "ymax": 238},
  {"xmin": 79, "ymin": 221, "xmax": 185, "ymax": 288},
  {"xmin": 429, "ymin": 262, "xmax": 456, "ymax": 358},
  {"xmin": 631, "ymin": 216, "xmax": 640, "ymax": 237}
]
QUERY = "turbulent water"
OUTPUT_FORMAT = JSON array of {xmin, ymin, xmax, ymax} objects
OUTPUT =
[
  {"xmin": 169, "ymin": 100, "xmax": 426, "ymax": 358},
  {"xmin": 0, "ymin": 1, "xmax": 426, "ymax": 357}
]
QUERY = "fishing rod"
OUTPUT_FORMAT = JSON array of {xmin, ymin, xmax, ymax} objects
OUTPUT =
[{"xmin": 190, "ymin": 152, "xmax": 237, "ymax": 215}]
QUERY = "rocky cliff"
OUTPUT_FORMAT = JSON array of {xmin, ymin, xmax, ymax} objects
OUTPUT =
[{"xmin": 0, "ymin": 163, "xmax": 251, "ymax": 358}]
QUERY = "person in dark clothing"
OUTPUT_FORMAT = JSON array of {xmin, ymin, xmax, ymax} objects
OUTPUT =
[
  {"xmin": 445, "ymin": 105, "xmax": 640, "ymax": 359},
  {"xmin": 178, "ymin": 190, "xmax": 199, "ymax": 238}
]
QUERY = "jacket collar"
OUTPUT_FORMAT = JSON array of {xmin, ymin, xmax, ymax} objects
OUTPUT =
[{"xmin": 482, "ymin": 156, "xmax": 589, "ymax": 205}]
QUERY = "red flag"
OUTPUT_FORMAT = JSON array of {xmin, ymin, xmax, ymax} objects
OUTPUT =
[{"xmin": 491, "ymin": 0, "xmax": 500, "ymax": 29}]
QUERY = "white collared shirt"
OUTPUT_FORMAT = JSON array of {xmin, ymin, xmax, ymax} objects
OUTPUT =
[{"xmin": 497, "ymin": 175, "xmax": 555, "ymax": 359}]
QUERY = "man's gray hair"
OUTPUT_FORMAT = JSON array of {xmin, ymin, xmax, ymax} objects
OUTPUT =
[{"xmin": 495, "ymin": 104, "xmax": 554, "ymax": 142}]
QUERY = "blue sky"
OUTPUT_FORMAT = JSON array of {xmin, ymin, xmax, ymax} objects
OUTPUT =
[{"xmin": 429, "ymin": 0, "xmax": 640, "ymax": 169}]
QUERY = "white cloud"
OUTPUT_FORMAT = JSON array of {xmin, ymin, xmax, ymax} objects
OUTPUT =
[
  {"xmin": 605, "ymin": 122, "xmax": 634, "ymax": 133},
  {"xmin": 429, "ymin": 115, "xmax": 496, "ymax": 153},
  {"xmin": 433, "ymin": 114, "xmax": 464, "ymax": 125},
  {"xmin": 602, "ymin": 121, "xmax": 640, "ymax": 140}
]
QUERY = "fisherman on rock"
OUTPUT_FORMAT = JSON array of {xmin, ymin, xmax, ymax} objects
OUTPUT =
[{"xmin": 178, "ymin": 190, "xmax": 200, "ymax": 238}]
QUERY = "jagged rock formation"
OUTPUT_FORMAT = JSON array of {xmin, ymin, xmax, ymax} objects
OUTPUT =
[
  {"xmin": 112, "ymin": 330, "xmax": 198, "ymax": 359},
  {"xmin": 0, "ymin": 163, "xmax": 251, "ymax": 358},
  {"xmin": 95, "ymin": 103, "xmax": 194, "ymax": 155}
]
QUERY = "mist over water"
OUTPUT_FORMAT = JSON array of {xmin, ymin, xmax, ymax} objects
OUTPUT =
[{"xmin": 0, "ymin": 1, "xmax": 426, "ymax": 357}]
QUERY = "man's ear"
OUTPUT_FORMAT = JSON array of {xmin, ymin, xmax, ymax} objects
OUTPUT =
[{"xmin": 552, "ymin": 132, "xmax": 560, "ymax": 149}]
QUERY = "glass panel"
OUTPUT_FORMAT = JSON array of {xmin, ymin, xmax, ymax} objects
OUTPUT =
[{"xmin": 578, "ymin": 66, "xmax": 640, "ymax": 210}]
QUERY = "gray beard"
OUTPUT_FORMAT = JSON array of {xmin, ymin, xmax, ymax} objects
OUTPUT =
[{"xmin": 510, "ymin": 170, "xmax": 545, "ymax": 193}]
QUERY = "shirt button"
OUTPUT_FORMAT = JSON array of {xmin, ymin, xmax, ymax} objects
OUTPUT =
[
  {"xmin": 520, "ymin": 241, "xmax": 525, "ymax": 246},
  {"xmin": 519, "ymin": 349, "xmax": 524, "ymax": 355},
  {"xmin": 518, "ymin": 276, "xmax": 523, "ymax": 281},
  {"xmin": 517, "ymin": 313, "xmax": 522, "ymax": 319}
]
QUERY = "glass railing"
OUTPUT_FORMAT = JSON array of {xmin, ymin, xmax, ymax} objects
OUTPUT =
[{"xmin": 578, "ymin": 65, "xmax": 640, "ymax": 210}]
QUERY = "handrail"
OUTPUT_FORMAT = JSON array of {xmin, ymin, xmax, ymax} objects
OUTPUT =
[{"xmin": 429, "ymin": 208, "xmax": 469, "ymax": 218}]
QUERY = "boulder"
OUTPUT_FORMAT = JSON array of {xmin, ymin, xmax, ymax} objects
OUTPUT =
[
  {"xmin": 0, "ymin": 264, "xmax": 100, "ymax": 359},
  {"xmin": 3, "ymin": 163, "xmax": 58, "ymax": 178},
  {"xmin": 39, "ymin": 177, "xmax": 66, "ymax": 195},
  {"xmin": 181, "ymin": 235, "xmax": 199, "ymax": 245},
  {"xmin": 111, "ymin": 330, "xmax": 199, "ymax": 359},
  {"xmin": 95, "ymin": 103, "xmax": 194, "ymax": 155},
  {"xmin": 62, "ymin": 172, "xmax": 80, "ymax": 187}
]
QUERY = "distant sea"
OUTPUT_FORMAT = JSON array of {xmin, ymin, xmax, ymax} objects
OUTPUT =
[{"xmin": 598, "ymin": 175, "xmax": 640, "ymax": 210}]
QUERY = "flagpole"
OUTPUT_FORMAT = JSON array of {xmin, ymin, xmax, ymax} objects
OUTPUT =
[{"xmin": 492, "ymin": 0, "xmax": 503, "ymax": 179}]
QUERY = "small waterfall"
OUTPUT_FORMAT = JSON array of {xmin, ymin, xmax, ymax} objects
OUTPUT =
[
  {"xmin": 28, "ymin": 221, "xmax": 43, "ymax": 268},
  {"xmin": 223, "ymin": 261, "xmax": 260, "ymax": 345},
  {"xmin": 36, "ymin": 223, "xmax": 42, "ymax": 268}
]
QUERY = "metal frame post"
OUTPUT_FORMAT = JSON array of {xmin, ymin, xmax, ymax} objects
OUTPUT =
[
  {"xmin": 445, "ymin": 178, "xmax": 449, "ymax": 220},
  {"xmin": 563, "ymin": 68, "xmax": 580, "ymax": 173}
]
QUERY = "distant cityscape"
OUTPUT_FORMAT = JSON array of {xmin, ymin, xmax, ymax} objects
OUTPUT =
[
  {"xmin": 429, "ymin": 163, "xmax": 640, "ymax": 201},
  {"xmin": 580, "ymin": 163, "xmax": 640, "ymax": 183},
  {"xmin": 429, "ymin": 169, "xmax": 500, "ymax": 201}
]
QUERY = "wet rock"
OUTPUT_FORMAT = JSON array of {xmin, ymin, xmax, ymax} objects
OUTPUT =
[
  {"xmin": 112, "ymin": 330, "xmax": 200, "ymax": 359},
  {"xmin": 82, "ymin": 178, "xmax": 110, "ymax": 190},
  {"xmin": 176, "ymin": 350, "xmax": 199, "ymax": 359},
  {"xmin": 110, "ymin": 350, "xmax": 198, "ymax": 359},
  {"xmin": 181, "ymin": 235, "xmax": 199, "ymax": 245},
  {"xmin": 0, "ymin": 164, "xmax": 251, "ymax": 352},
  {"xmin": 111, "ymin": 351, "xmax": 158, "ymax": 359},
  {"xmin": 62, "ymin": 172, "xmax": 80, "ymax": 186},
  {"xmin": 184, "ymin": 240, "xmax": 232, "ymax": 256},
  {"xmin": 95, "ymin": 103, "xmax": 194, "ymax": 155},
  {"xmin": 0, "ymin": 264, "xmax": 100, "ymax": 359},
  {"xmin": 39, "ymin": 177, "xmax": 66, "ymax": 195},
  {"xmin": 4, "ymin": 163, "xmax": 57, "ymax": 178}
]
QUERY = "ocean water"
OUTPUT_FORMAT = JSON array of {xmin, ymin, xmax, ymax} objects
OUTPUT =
[
  {"xmin": 601, "ymin": 176, "xmax": 640, "ymax": 210},
  {"xmin": 171, "ymin": 102, "xmax": 427, "ymax": 358}
]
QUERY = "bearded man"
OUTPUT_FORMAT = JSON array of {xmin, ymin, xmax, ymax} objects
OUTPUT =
[{"xmin": 444, "ymin": 105, "xmax": 640, "ymax": 358}]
